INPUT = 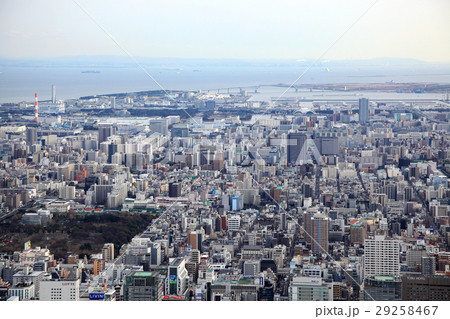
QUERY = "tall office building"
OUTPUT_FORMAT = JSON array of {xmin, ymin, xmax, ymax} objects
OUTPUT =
[
  {"xmin": 280, "ymin": 212, "xmax": 287, "ymax": 231},
  {"xmin": 422, "ymin": 256, "xmax": 436, "ymax": 276},
  {"xmin": 187, "ymin": 230, "xmax": 203, "ymax": 252},
  {"xmin": 169, "ymin": 182, "xmax": 181, "ymax": 198},
  {"xmin": 384, "ymin": 184, "xmax": 397, "ymax": 201},
  {"xmin": 26, "ymin": 127, "xmax": 38, "ymax": 146},
  {"xmin": 303, "ymin": 211, "xmax": 315, "ymax": 245},
  {"xmin": 363, "ymin": 235, "xmax": 400, "ymax": 278},
  {"xmin": 98, "ymin": 124, "xmax": 116, "ymax": 144},
  {"xmin": 287, "ymin": 133, "xmax": 307, "ymax": 165},
  {"xmin": 166, "ymin": 258, "xmax": 189, "ymax": 297},
  {"xmin": 310, "ymin": 213, "xmax": 329, "ymax": 254},
  {"xmin": 52, "ymin": 85, "xmax": 56, "ymax": 104},
  {"xmin": 359, "ymin": 98, "xmax": 369, "ymax": 123},
  {"xmin": 148, "ymin": 242, "xmax": 162, "ymax": 266}
]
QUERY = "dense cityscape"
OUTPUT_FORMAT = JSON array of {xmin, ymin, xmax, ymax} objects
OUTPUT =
[{"xmin": 0, "ymin": 84, "xmax": 449, "ymax": 302}]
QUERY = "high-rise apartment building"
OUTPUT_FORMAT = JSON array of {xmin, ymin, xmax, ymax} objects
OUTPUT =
[
  {"xmin": 102, "ymin": 243, "xmax": 114, "ymax": 261},
  {"xmin": 363, "ymin": 235, "xmax": 400, "ymax": 278}
]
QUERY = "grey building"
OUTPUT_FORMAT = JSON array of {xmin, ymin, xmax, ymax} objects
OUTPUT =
[
  {"xmin": 314, "ymin": 137, "xmax": 339, "ymax": 155},
  {"xmin": 98, "ymin": 124, "xmax": 116, "ymax": 144},
  {"xmin": 26, "ymin": 127, "xmax": 38, "ymax": 146},
  {"xmin": 287, "ymin": 133, "xmax": 307, "ymax": 165},
  {"xmin": 124, "ymin": 271, "xmax": 163, "ymax": 301},
  {"xmin": 243, "ymin": 260, "xmax": 261, "ymax": 277},
  {"xmin": 359, "ymin": 98, "xmax": 369, "ymax": 123},
  {"xmin": 149, "ymin": 118, "xmax": 168, "ymax": 135},
  {"xmin": 363, "ymin": 275, "xmax": 402, "ymax": 301},
  {"xmin": 421, "ymin": 256, "xmax": 436, "ymax": 276}
]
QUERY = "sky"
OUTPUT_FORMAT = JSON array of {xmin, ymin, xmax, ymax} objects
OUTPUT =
[{"xmin": 0, "ymin": 0, "xmax": 449, "ymax": 62}]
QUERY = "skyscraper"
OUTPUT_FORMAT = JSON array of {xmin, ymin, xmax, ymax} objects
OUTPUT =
[
  {"xmin": 310, "ymin": 213, "xmax": 329, "ymax": 254},
  {"xmin": 26, "ymin": 127, "xmax": 38, "ymax": 146},
  {"xmin": 287, "ymin": 133, "xmax": 307, "ymax": 164},
  {"xmin": 421, "ymin": 256, "xmax": 436, "ymax": 277},
  {"xmin": 304, "ymin": 211, "xmax": 315, "ymax": 245},
  {"xmin": 169, "ymin": 182, "xmax": 181, "ymax": 198},
  {"xmin": 98, "ymin": 124, "xmax": 116, "ymax": 144},
  {"xmin": 187, "ymin": 230, "xmax": 202, "ymax": 251},
  {"xmin": 166, "ymin": 258, "xmax": 189, "ymax": 297},
  {"xmin": 359, "ymin": 98, "xmax": 369, "ymax": 123},
  {"xmin": 52, "ymin": 85, "xmax": 56, "ymax": 104}
]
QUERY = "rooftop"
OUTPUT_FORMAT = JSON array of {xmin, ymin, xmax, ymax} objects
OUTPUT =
[{"xmin": 133, "ymin": 272, "xmax": 153, "ymax": 277}]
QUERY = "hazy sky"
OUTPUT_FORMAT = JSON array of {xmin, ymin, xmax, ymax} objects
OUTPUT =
[{"xmin": 1, "ymin": 0, "xmax": 449, "ymax": 62}]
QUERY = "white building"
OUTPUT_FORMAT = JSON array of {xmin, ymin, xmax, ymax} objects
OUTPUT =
[
  {"xmin": 59, "ymin": 185, "xmax": 76, "ymax": 200},
  {"xmin": 165, "ymin": 257, "xmax": 189, "ymax": 297},
  {"xmin": 227, "ymin": 215, "xmax": 241, "ymax": 231},
  {"xmin": 40, "ymin": 279, "xmax": 80, "ymax": 301},
  {"xmin": 363, "ymin": 235, "xmax": 400, "ymax": 278},
  {"xmin": 38, "ymin": 102, "xmax": 65, "ymax": 114},
  {"xmin": 12, "ymin": 267, "xmax": 46, "ymax": 298}
]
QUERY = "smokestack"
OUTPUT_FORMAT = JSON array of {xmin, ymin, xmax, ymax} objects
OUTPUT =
[
  {"xmin": 34, "ymin": 93, "xmax": 39, "ymax": 122},
  {"xmin": 52, "ymin": 85, "xmax": 56, "ymax": 104}
]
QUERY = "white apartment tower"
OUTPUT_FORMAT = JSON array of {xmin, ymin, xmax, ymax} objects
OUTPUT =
[{"xmin": 363, "ymin": 235, "xmax": 400, "ymax": 278}]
